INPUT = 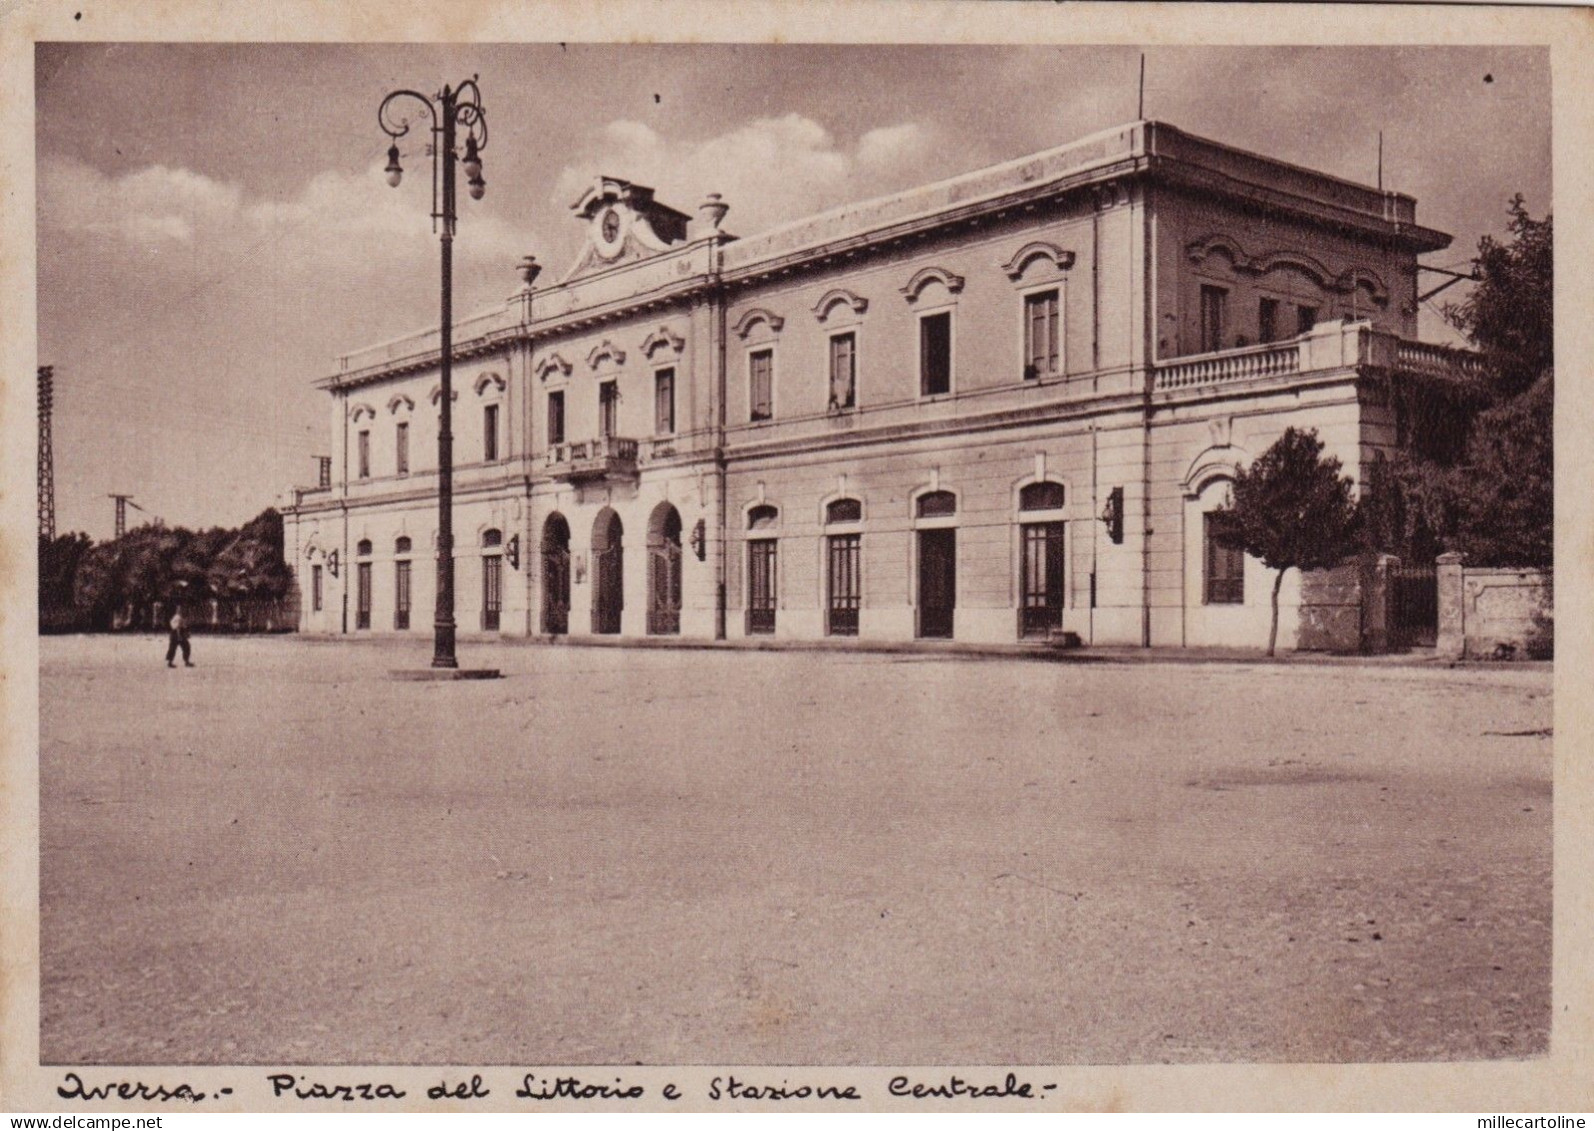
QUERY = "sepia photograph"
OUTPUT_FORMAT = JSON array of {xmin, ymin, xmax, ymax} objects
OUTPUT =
[{"xmin": 4, "ymin": 2, "xmax": 1588, "ymax": 1114}]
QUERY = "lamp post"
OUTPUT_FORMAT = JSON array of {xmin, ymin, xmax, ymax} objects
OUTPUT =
[{"xmin": 379, "ymin": 78, "xmax": 488, "ymax": 670}]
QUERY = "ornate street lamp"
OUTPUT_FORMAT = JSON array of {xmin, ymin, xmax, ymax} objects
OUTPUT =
[{"xmin": 378, "ymin": 77, "xmax": 488, "ymax": 670}]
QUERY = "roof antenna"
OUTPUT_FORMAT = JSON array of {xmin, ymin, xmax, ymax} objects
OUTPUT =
[{"xmin": 1138, "ymin": 53, "xmax": 1146, "ymax": 120}]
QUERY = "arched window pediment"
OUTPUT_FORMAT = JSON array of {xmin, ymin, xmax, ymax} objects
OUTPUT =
[
  {"xmin": 473, "ymin": 372, "xmax": 506, "ymax": 396},
  {"xmin": 811, "ymin": 288, "xmax": 869, "ymax": 322},
  {"xmin": 349, "ymin": 402, "xmax": 377, "ymax": 422},
  {"xmin": 732, "ymin": 307, "xmax": 786, "ymax": 339},
  {"xmin": 747, "ymin": 503, "xmax": 780, "ymax": 531},
  {"xmin": 535, "ymin": 352, "xmax": 573, "ymax": 381},
  {"xmin": 640, "ymin": 326, "xmax": 686, "ymax": 358},
  {"xmin": 1000, "ymin": 241, "xmax": 1076, "ymax": 281},
  {"xmin": 386, "ymin": 394, "xmax": 415, "ymax": 415},
  {"xmin": 1187, "ymin": 235, "xmax": 1390, "ymax": 307},
  {"xmin": 428, "ymin": 385, "xmax": 459, "ymax": 405},
  {"xmin": 586, "ymin": 339, "xmax": 627, "ymax": 370},
  {"xmin": 899, "ymin": 266, "xmax": 966, "ymax": 304}
]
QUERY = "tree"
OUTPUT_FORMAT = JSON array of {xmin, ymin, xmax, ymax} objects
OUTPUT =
[
  {"xmin": 1221, "ymin": 427, "xmax": 1360, "ymax": 656},
  {"xmin": 1368, "ymin": 198, "xmax": 1552, "ymax": 568}
]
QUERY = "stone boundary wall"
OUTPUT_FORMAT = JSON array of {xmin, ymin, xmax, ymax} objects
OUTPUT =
[{"xmin": 1436, "ymin": 552, "xmax": 1553, "ymax": 660}]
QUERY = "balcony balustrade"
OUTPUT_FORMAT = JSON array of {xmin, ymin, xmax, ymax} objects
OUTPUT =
[
  {"xmin": 1153, "ymin": 321, "xmax": 1484, "ymax": 393},
  {"xmin": 545, "ymin": 436, "xmax": 641, "ymax": 483}
]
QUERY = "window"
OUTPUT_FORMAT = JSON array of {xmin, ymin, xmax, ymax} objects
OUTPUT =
[
  {"xmin": 311, "ymin": 564, "xmax": 323, "ymax": 612},
  {"xmin": 920, "ymin": 311, "xmax": 951, "ymax": 396},
  {"xmin": 828, "ymin": 332, "xmax": 856, "ymax": 410},
  {"xmin": 1024, "ymin": 289, "xmax": 1060, "ymax": 379},
  {"xmin": 547, "ymin": 390, "xmax": 565, "ymax": 446},
  {"xmin": 749, "ymin": 349, "xmax": 774, "ymax": 422},
  {"xmin": 916, "ymin": 490, "xmax": 957, "ymax": 519},
  {"xmin": 356, "ymin": 539, "xmax": 372, "ymax": 556},
  {"xmin": 826, "ymin": 498, "xmax": 862, "ymax": 524},
  {"xmin": 357, "ymin": 430, "xmax": 370, "ymax": 479},
  {"xmin": 1204, "ymin": 512, "xmax": 1245, "ymax": 605},
  {"xmin": 394, "ymin": 559, "xmax": 411, "ymax": 630},
  {"xmin": 395, "ymin": 421, "xmax": 409, "ymax": 476},
  {"xmin": 1258, "ymin": 298, "xmax": 1280, "ymax": 344},
  {"xmin": 1296, "ymin": 304, "xmax": 1319, "ymax": 335},
  {"xmin": 599, "ymin": 380, "xmax": 618, "ymax": 439},
  {"xmin": 1199, "ymin": 285, "xmax": 1227, "ymax": 353},
  {"xmin": 1019, "ymin": 481, "xmax": 1065, "ymax": 511},
  {"xmin": 483, "ymin": 403, "xmax": 500, "ymax": 462},
  {"xmin": 654, "ymin": 368, "xmax": 675, "ymax": 435}
]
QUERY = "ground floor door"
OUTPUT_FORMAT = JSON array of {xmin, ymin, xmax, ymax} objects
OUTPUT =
[
  {"xmin": 917, "ymin": 528, "xmax": 956, "ymax": 639},
  {"xmin": 647, "ymin": 508, "xmax": 683, "ymax": 636},
  {"xmin": 1020, "ymin": 521, "xmax": 1066, "ymax": 637},
  {"xmin": 747, "ymin": 539, "xmax": 777, "ymax": 635},
  {"xmin": 593, "ymin": 511, "xmax": 624, "ymax": 635},
  {"xmin": 542, "ymin": 516, "xmax": 570, "ymax": 636},
  {"xmin": 827, "ymin": 533, "xmax": 860, "ymax": 636},
  {"xmin": 355, "ymin": 562, "xmax": 371, "ymax": 630},
  {"xmin": 481, "ymin": 554, "xmax": 501, "ymax": 632}
]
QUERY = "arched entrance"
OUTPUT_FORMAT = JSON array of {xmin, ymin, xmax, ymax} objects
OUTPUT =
[
  {"xmin": 647, "ymin": 503, "xmax": 683, "ymax": 635},
  {"xmin": 541, "ymin": 513, "xmax": 570, "ymax": 636},
  {"xmin": 591, "ymin": 508, "xmax": 624, "ymax": 635}
]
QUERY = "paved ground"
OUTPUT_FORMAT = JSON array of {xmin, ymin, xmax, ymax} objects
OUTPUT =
[{"xmin": 39, "ymin": 634, "xmax": 1552, "ymax": 1065}]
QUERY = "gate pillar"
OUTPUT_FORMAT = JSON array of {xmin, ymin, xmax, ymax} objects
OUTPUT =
[{"xmin": 1435, "ymin": 551, "xmax": 1467, "ymax": 660}]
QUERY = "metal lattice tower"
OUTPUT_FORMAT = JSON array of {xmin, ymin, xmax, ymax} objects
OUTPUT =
[
  {"xmin": 37, "ymin": 366, "xmax": 55, "ymax": 542},
  {"xmin": 109, "ymin": 494, "xmax": 136, "ymax": 539}
]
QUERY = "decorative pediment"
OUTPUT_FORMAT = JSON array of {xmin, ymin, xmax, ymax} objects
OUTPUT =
[
  {"xmin": 535, "ymin": 352, "xmax": 573, "ymax": 381},
  {"xmin": 586, "ymin": 339, "xmax": 627, "ymax": 370},
  {"xmin": 474, "ymin": 371, "xmax": 506, "ymax": 395},
  {"xmin": 428, "ymin": 385, "xmax": 459, "ymax": 405},
  {"xmin": 899, "ymin": 266, "xmax": 966, "ymax": 304},
  {"xmin": 732, "ymin": 308, "xmax": 785, "ymax": 339},
  {"xmin": 640, "ymin": 326, "xmax": 686, "ymax": 358},
  {"xmin": 349, "ymin": 403, "xmax": 377, "ymax": 422},
  {"xmin": 812, "ymin": 288, "xmax": 869, "ymax": 322},
  {"xmin": 1187, "ymin": 234, "xmax": 1389, "ymax": 305},
  {"xmin": 1000, "ymin": 241, "xmax": 1076, "ymax": 281},
  {"xmin": 386, "ymin": 394, "xmax": 414, "ymax": 414},
  {"xmin": 561, "ymin": 176, "xmax": 693, "ymax": 284}
]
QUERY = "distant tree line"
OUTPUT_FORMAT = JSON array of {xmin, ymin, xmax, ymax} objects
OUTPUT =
[{"xmin": 38, "ymin": 508, "xmax": 294, "ymax": 633}]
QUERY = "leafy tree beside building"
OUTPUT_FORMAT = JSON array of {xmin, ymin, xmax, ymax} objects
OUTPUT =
[
  {"xmin": 1369, "ymin": 198, "xmax": 1552, "ymax": 569},
  {"xmin": 1220, "ymin": 427, "xmax": 1361, "ymax": 657}
]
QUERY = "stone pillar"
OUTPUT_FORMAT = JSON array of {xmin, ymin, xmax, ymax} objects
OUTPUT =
[
  {"xmin": 1360, "ymin": 552, "xmax": 1399, "ymax": 653},
  {"xmin": 1436, "ymin": 551, "xmax": 1466, "ymax": 659}
]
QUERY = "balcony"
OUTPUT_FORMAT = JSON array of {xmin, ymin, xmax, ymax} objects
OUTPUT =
[
  {"xmin": 545, "ymin": 436, "xmax": 640, "ymax": 483},
  {"xmin": 1152, "ymin": 320, "xmax": 1483, "ymax": 394}
]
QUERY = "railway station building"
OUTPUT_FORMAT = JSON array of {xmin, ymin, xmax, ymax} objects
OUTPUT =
[{"xmin": 283, "ymin": 119, "xmax": 1473, "ymax": 650}]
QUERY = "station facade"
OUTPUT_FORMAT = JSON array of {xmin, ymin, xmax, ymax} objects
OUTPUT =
[{"xmin": 284, "ymin": 120, "xmax": 1471, "ymax": 650}]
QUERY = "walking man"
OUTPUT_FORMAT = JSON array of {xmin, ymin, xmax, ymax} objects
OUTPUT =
[{"xmin": 166, "ymin": 604, "xmax": 194, "ymax": 668}]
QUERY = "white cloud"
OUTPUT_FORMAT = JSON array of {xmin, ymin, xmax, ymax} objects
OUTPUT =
[{"xmin": 550, "ymin": 113, "xmax": 939, "ymax": 238}]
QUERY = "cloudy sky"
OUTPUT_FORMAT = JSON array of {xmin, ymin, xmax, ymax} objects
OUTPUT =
[{"xmin": 35, "ymin": 44, "xmax": 1550, "ymax": 540}]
